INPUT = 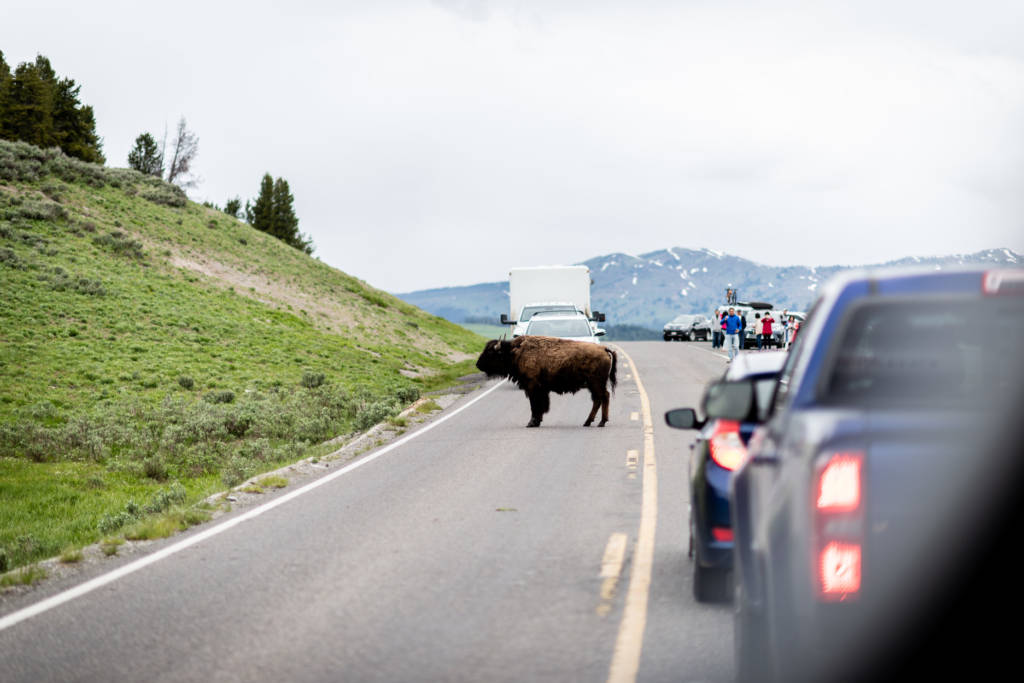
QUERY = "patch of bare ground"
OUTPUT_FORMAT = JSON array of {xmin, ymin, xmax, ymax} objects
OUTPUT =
[{"xmin": 167, "ymin": 251, "xmax": 358, "ymax": 330}]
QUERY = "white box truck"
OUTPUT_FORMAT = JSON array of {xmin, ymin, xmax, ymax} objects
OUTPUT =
[{"xmin": 499, "ymin": 265, "xmax": 605, "ymax": 335}]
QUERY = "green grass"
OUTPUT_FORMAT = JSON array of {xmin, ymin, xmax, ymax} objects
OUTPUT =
[{"xmin": 0, "ymin": 140, "xmax": 487, "ymax": 572}]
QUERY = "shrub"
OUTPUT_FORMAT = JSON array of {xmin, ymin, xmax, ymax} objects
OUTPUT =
[
  {"xmin": 301, "ymin": 371, "xmax": 325, "ymax": 388},
  {"xmin": 177, "ymin": 376, "xmax": 195, "ymax": 390},
  {"xmin": 92, "ymin": 231, "xmax": 145, "ymax": 259}
]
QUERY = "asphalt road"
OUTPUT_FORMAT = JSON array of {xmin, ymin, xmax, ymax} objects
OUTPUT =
[{"xmin": 0, "ymin": 341, "xmax": 733, "ymax": 683}]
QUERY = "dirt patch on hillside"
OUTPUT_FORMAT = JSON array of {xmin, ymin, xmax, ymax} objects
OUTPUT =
[{"xmin": 169, "ymin": 252, "xmax": 358, "ymax": 330}]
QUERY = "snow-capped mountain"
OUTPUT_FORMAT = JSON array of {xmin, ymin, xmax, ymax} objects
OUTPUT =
[{"xmin": 396, "ymin": 247, "xmax": 1021, "ymax": 330}]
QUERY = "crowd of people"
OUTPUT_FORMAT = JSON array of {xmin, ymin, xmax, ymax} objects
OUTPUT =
[{"xmin": 710, "ymin": 305, "xmax": 801, "ymax": 362}]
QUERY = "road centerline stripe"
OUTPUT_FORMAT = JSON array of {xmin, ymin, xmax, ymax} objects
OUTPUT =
[
  {"xmin": 607, "ymin": 346, "xmax": 658, "ymax": 683},
  {"xmin": 0, "ymin": 379, "xmax": 508, "ymax": 634}
]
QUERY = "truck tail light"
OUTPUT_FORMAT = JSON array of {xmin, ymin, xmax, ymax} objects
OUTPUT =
[
  {"xmin": 814, "ymin": 451, "xmax": 864, "ymax": 602},
  {"xmin": 709, "ymin": 420, "xmax": 746, "ymax": 471},
  {"xmin": 816, "ymin": 453, "xmax": 862, "ymax": 513}
]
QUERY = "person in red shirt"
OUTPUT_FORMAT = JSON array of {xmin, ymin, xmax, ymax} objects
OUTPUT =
[{"xmin": 760, "ymin": 313, "xmax": 774, "ymax": 350}]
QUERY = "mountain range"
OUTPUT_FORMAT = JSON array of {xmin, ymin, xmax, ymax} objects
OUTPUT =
[{"xmin": 396, "ymin": 247, "xmax": 1022, "ymax": 330}]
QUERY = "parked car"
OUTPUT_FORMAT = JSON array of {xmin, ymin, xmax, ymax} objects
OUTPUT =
[
  {"xmin": 727, "ymin": 267, "xmax": 1024, "ymax": 681},
  {"xmin": 663, "ymin": 314, "xmax": 711, "ymax": 341},
  {"xmin": 521, "ymin": 311, "xmax": 605, "ymax": 344},
  {"xmin": 665, "ymin": 351, "xmax": 787, "ymax": 601}
]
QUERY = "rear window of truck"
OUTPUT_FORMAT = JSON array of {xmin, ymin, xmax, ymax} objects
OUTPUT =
[{"xmin": 822, "ymin": 297, "xmax": 1024, "ymax": 407}]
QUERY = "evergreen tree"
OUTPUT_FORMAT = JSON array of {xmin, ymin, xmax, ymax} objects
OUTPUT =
[
  {"xmin": 127, "ymin": 132, "xmax": 163, "ymax": 176},
  {"xmin": 246, "ymin": 173, "xmax": 313, "ymax": 254},
  {"xmin": 223, "ymin": 197, "xmax": 242, "ymax": 219},
  {"xmin": 246, "ymin": 173, "xmax": 275, "ymax": 233},
  {"xmin": 0, "ymin": 53, "xmax": 104, "ymax": 163}
]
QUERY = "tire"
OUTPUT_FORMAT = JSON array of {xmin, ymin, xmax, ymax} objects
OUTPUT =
[
  {"xmin": 735, "ymin": 580, "xmax": 773, "ymax": 682},
  {"xmin": 692, "ymin": 524, "xmax": 730, "ymax": 602},
  {"xmin": 663, "ymin": 335, "xmax": 671, "ymax": 341},
  {"xmin": 684, "ymin": 331, "xmax": 692, "ymax": 342}
]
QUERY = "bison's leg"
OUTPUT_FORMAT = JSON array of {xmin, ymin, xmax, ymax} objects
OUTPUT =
[
  {"xmin": 598, "ymin": 391, "xmax": 611, "ymax": 427},
  {"xmin": 584, "ymin": 390, "xmax": 602, "ymax": 427},
  {"xmin": 526, "ymin": 389, "xmax": 549, "ymax": 428}
]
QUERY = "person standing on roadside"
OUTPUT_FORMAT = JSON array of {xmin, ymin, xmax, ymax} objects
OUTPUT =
[
  {"xmin": 754, "ymin": 313, "xmax": 762, "ymax": 350},
  {"xmin": 761, "ymin": 311, "xmax": 774, "ymax": 350},
  {"xmin": 711, "ymin": 309, "xmax": 721, "ymax": 348},
  {"xmin": 725, "ymin": 307, "xmax": 743, "ymax": 361}
]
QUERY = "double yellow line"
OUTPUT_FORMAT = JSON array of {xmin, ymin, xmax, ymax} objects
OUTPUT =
[{"xmin": 606, "ymin": 346, "xmax": 658, "ymax": 683}]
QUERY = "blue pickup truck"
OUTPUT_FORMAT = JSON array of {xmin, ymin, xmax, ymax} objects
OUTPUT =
[{"xmin": 727, "ymin": 267, "xmax": 1024, "ymax": 682}]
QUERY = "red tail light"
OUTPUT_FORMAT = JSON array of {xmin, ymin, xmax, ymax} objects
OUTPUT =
[
  {"xmin": 816, "ymin": 452, "xmax": 862, "ymax": 513},
  {"xmin": 814, "ymin": 451, "xmax": 865, "ymax": 602},
  {"xmin": 709, "ymin": 420, "xmax": 746, "ymax": 471},
  {"xmin": 818, "ymin": 541, "xmax": 862, "ymax": 597}
]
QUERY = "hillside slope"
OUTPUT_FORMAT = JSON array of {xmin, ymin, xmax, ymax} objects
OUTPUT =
[
  {"xmin": 398, "ymin": 246, "xmax": 1022, "ymax": 330},
  {"xmin": 0, "ymin": 140, "xmax": 484, "ymax": 572}
]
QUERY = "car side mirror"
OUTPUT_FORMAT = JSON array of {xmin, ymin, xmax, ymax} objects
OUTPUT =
[
  {"xmin": 500, "ymin": 314, "xmax": 514, "ymax": 325},
  {"xmin": 701, "ymin": 380, "xmax": 754, "ymax": 421},
  {"xmin": 595, "ymin": 328, "xmax": 606, "ymax": 336},
  {"xmin": 593, "ymin": 312, "xmax": 606, "ymax": 322},
  {"xmin": 665, "ymin": 408, "xmax": 704, "ymax": 430}
]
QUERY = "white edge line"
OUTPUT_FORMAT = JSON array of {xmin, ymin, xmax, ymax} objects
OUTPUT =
[{"xmin": 0, "ymin": 379, "xmax": 507, "ymax": 633}]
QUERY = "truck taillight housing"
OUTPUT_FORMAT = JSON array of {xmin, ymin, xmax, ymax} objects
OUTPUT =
[
  {"xmin": 816, "ymin": 453, "xmax": 862, "ymax": 513},
  {"xmin": 709, "ymin": 420, "xmax": 746, "ymax": 471},
  {"xmin": 814, "ymin": 451, "xmax": 864, "ymax": 602}
]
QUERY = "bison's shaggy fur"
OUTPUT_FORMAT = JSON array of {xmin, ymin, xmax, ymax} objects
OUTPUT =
[{"xmin": 475, "ymin": 336, "xmax": 618, "ymax": 427}]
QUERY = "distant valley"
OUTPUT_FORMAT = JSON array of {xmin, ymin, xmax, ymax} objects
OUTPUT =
[{"xmin": 396, "ymin": 247, "xmax": 1022, "ymax": 332}]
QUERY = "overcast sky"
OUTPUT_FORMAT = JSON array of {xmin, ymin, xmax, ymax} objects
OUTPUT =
[{"xmin": 3, "ymin": 1, "xmax": 1022, "ymax": 292}]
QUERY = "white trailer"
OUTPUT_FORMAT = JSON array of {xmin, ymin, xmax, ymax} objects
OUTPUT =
[{"xmin": 499, "ymin": 265, "xmax": 604, "ymax": 331}]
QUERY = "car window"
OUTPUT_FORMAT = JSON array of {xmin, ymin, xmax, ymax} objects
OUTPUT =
[
  {"xmin": 526, "ymin": 318, "xmax": 593, "ymax": 338},
  {"xmin": 521, "ymin": 305, "xmax": 575, "ymax": 320},
  {"xmin": 822, "ymin": 297, "xmax": 1024, "ymax": 407}
]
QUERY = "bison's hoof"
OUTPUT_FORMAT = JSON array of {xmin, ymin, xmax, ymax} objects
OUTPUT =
[
  {"xmin": 583, "ymin": 420, "xmax": 593, "ymax": 427},
  {"xmin": 598, "ymin": 420, "xmax": 608, "ymax": 427},
  {"xmin": 526, "ymin": 420, "xmax": 541, "ymax": 428}
]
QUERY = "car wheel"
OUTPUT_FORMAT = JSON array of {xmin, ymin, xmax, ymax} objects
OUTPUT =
[
  {"xmin": 734, "ymin": 580, "xmax": 773, "ymax": 682},
  {"xmin": 684, "ymin": 331, "xmax": 692, "ymax": 342},
  {"xmin": 691, "ymin": 531, "xmax": 730, "ymax": 602},
  {"xmin": 663, "ymin": 335, "xmax": 671, "ymax": 341}
]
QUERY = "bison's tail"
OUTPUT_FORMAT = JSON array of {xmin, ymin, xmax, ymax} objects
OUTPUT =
[{"xmin": 606, "ymin": 348, "xmax": 618, "ymax": 393}]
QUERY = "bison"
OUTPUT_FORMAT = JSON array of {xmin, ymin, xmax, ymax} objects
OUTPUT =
[{"xmin": 475, "ymin": 336, "xmax": 618, "ymax": 428}]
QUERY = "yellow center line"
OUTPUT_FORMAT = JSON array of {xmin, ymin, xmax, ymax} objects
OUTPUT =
[
  {"xmin": 597, "ymin": 532, "xmax": 630, "ymax": 616},
  {"xmin": 607, "ymin": 345, "xmax": 658, "ymax": 683}
]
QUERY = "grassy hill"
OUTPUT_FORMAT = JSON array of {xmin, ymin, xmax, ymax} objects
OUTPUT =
[{"xmin": 0, "ymin": 140, "xmax": 484, "ymax": 575}]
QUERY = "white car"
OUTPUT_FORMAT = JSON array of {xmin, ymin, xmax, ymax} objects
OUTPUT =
[{"xmin": 520, "ymin": 311, "xmax": 605, "ymax": 344}]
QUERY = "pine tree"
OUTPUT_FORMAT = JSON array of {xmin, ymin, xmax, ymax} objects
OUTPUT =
[
  {"xmin": 0, "ymin": 54, "xmax": 104, "ymax": 163},
  {"xmin": 247, "ymin": 173, "xmax": 314, "ymax": 254},
  {"xmin": 223, "ymin": 197, "xmax": 242, "ymax": 219},
  {"xmin": 246, "ymin": 173, "xmax": 275, "ymax": 234},
  {"xmin": 127, "ymin": 132, "xmax": 163, "ymax": 176}
]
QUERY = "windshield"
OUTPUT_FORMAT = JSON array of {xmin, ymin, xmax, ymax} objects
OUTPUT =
[
  {"xmin": 520, "ymin": 305, "xmax": 577, "ymax": 321},
  {"xmin": 823, "ymin": 297, "xmax": 1024, "ymax": 407},
  {"xmin": 671, "ymin": 315, "xmax": 696, "ymax": 324},
  {"xmin": 526, "ymin": 318, "xmax": 594, "ymax": 338}
]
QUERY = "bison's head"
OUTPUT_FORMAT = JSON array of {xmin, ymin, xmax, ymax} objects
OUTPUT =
[{"xmin": 475, "ymin": 339, "xmax": 514, "ymax": 378}]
